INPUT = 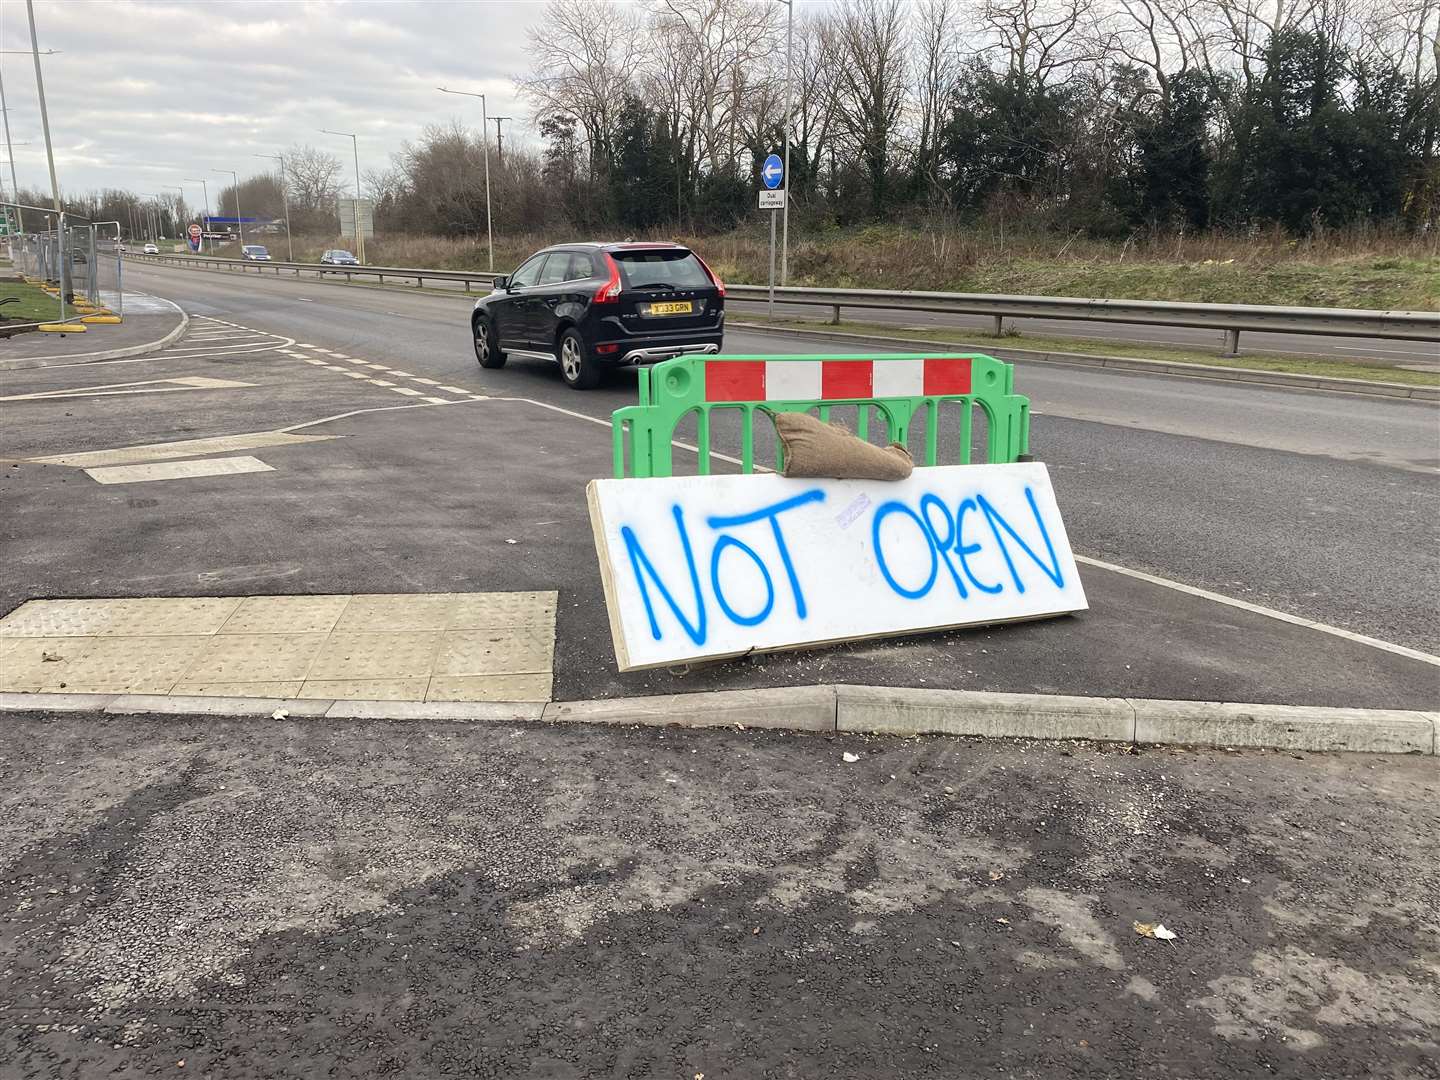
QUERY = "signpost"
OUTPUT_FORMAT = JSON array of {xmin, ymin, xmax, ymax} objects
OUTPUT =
[
  {"xmin": 588, "ymin": 463, "xmax": 1086, "ymax": 671},
  {"xmin": 761, "ymin": 152, "xmax": 784, "ymax": 319},
  {"xmin": 186, "ymin": 223, "xmax": 202, "ymax": 252}
]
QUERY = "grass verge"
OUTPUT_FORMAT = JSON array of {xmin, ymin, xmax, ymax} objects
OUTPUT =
[
  {"xmin": 736, "ymin": 316, "xmax": 1440, "ymax": 388},
  {"xmin": 0, "ymin": 278, "xmax": 64, "ymax": 329}
]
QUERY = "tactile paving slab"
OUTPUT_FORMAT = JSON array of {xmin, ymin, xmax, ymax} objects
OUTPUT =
[{"xmin": 0, "ymin": 592, "xmax": 557, "ymax": 702}]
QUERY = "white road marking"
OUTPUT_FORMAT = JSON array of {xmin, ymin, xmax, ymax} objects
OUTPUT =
[
  {"xmin": 342, "ymin": 371, "xmax": 369, "ymax": 379},
  {"xmin": 438, "ymin": 385, "xmax": 470, "ymax": 394},
  {"xmin": 412, "ymin": 378, "xmax": 441, "ymax": 386},
  {"xmin": 2, "ymin": 376, "xmax": 253, "ymax": 402},
  {"xmin": 422, "ymin": 397, "xmax": 450, "ymax": 404},
  {"xmin": 85, "ymin": 456, "xmax": 275, "ymax": 485},
  {"xmin": 298, "ymin": 298, "xmax": 314, "ymax": 302},
  {"xmin": 1073, "ymin": 555, "xmax": 1440, "ymax": 668},
  {"xmin": 370, "ymin": 379, "xmax": 396, "ymax": 387},
  {"xmin": 33, "ymin": 431, "xmax": 339, "ymax": 468},
  {"xmin": 387, "ymin": 369, "xmax": 415, "ymax": 377},
  {"xmin": 389, "ymin": 386, "xmax": 424, "ymax": 397}
]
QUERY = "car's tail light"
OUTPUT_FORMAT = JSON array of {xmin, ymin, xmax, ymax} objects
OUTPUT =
[
  {"xmin": 696, "ymin": 254, "xmax": 725, "ymax": 297},
  {"xmin": 593, "ymin": 254, "xmax": 622, "ymax": 303}
]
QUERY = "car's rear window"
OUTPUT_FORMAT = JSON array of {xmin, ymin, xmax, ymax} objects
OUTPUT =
[{"xmin": 612, "ymin": 249, "xmax": 711, "ymax": 289}]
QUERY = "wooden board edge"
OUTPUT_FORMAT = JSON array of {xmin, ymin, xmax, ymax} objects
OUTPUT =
[
  {"xmin": 612, "ymin": 607, "xmax": 1087, "ymax": 672},
  {"xmin": 586, "ymin": 479, "xmax": 635, "ymax": 672}
]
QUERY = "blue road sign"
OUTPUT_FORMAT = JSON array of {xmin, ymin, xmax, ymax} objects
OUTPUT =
[{"xmin": 761, "ymin": 153, "xmax": 784, "ymax": 189}]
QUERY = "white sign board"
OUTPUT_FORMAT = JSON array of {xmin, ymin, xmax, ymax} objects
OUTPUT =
[
  {"xmin": 587, "ymin": 463, "xmax": 1087, "ymax": 671},
  {"xmin": 758, "ymin": 190, "xmax": 786, "ymax": 210}
]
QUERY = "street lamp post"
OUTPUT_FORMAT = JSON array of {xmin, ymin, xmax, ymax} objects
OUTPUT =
[
  {"xmin": 0, "ymin": 63, "xmax": 24, "ymax": 231},
  {"xmin": 212, "ymin": 168, "xmax": 242, "ymax": 247},
  {"xmin": 253, "ymin": 153, "xmax": 292, "ymax": 261},
  {"xmin": 320, "ymin": 129, "xmax": 364, "ymax": 264},
  {"xmin": 25, "ymin": 0, "xmax": 68, "ymax": 310},
  {"xmin": 184, "ymin": 177, "xmax": 210, "ymax": 252},
  {"xmin": 437, "ymin": 86, "xmax": 493, "ymax": 272}
]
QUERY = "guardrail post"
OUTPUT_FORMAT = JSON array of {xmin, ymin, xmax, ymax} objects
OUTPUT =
[
  {"xmin": 1223, "ymin": 328, "xmax": 1240, "ymax": 356},
  {"xmin": 378, "ymin": 273, "xmax": 384, "ymax": 284},
  {"xmin": 417, "ymin": 276, "xmax": 423, "ymax": 288},
  {"xmin": 830, "ymin": 304, "xmax": 841, "ymax": 325},
  {"xmin": 991, "ymin": 315, "xmax": 1005, "ymax": 336}
]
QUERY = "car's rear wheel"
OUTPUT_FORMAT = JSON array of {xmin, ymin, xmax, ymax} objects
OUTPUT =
[
  {"xmin": 558, "ymin": 328, "xmax": 601, "ymax": 389},
  {"xmin": 473, "ymin": 317, "xmax": 506, "ymax": 368}
]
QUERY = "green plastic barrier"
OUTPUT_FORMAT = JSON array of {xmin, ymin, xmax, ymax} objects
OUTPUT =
[{"xmin": 612, "ymin": 352, "xmax": 1030, "ymax": 479}]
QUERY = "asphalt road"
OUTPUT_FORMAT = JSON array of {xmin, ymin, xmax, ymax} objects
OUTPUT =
[
  {"xmin": 1, "ymin": 262, "xmax": 1436, "ymax": 708},
  {"xmin": 152, "ymin": 257, "xmax": 1440, "ymax": 368},
  {"xmin": 1, "ymin": 711, "xmax": 1436, "ymax": 1080},
  {"xmin": 123, "ymin": 260, "xmax": 1440, "ymax": 640}
]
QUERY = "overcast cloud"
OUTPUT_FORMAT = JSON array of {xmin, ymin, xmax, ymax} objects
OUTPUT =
[{"xmin": 0, "ymin": 0, "xmax": 539, "ymax": 199}]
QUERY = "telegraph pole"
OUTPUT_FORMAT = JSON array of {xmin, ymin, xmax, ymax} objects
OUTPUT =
[{"xmin": 491, "ymin": 116, "xmax": 511, "ymax": 163}]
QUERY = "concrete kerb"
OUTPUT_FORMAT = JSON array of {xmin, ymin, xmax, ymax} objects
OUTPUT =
[
  {"xmin": 0, "ymin": 686, "xmax": 1434, "ymax": 755},
  {"xmin": 729, "ymin": 320, "xmax": 1440, "ymax": 403},
  {"xmin": 0, "ymin": 301, "xmax": 189, "ymax": 371}
]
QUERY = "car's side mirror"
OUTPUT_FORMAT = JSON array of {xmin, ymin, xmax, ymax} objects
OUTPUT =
[{"xmin": 493, "ymin": 275, "xmax": 510, "ymax": 291}]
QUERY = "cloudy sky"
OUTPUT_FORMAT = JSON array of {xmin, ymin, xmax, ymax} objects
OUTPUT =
[{"xmin": 0, "ymin": 0, "xmax": 540, "ymax": 200}]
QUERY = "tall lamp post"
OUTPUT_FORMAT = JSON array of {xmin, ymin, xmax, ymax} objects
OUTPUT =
[
  {"xmin": 778, "ymin": 0, "xmax": 793, "ymax": 286},
  {"xmin": 184, "ymin": 177, "xmax": 210, "ymax": 252},
  {"xmin": 24, "ymin": 0, "xmax": 67, "ymax": 308},
  {"xmin": 254, "ymin": 152, "xmax": 292, "ymax": 261},
  {"xmin": 437, "ymin": 86, "xmax": 493, "ymax": 271},
  {"xmin": 212, "ymin": 168, "xmax": 242, "ymax": 247},
  {"xmin": 320, "ymin": 128, "xmax": 365, "ymax": 264}
]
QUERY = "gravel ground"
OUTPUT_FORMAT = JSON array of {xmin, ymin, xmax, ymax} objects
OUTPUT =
[{"xmin": 1, "ymin": 711, "xmax": 1436, "ymax": 1079}]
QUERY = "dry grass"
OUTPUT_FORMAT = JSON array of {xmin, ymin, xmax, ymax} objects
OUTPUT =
[{"xmin": 213, "ymin": 222, "xmax": 1440, "ymax": 311}]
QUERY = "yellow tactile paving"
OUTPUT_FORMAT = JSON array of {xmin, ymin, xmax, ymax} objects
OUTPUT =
[
  {"xmin": 218, "ymin": 596, "xmax": 350, "ymax": 635},
  {"xmin": 434, "ymin": 629, "xmax": 555, "ymax": 676},
  {"xmin": 308, "ymin": 631, "xmax": 443, "ymax": 680},
  {"xmin": 427, "ymin": 674, "xmax": 552, "ymax": 702},
  {"xmin": 186, "ymin": 634, "xmax": 329, "ymax": 683},
  {"xmin": 0, "ymin": 592, "xmax": 556, "ymax": 702},
  {"xmin": 297, "ymin": 678, "xmax": 431, "ymax": 701},
  {"xmin": 44, "ymin": 636, "xmax": 210, "ymax": 694},
  {"xmin": 173, "ymin": 680, "xmax": 305, "ymax": 698}
]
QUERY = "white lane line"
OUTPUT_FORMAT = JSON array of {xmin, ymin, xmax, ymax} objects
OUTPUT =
[
  {"xmin": 370, "ymin": 379, "xmax": 396, "ymax": 386},
  {"xmin": 437, "ymin": 385, "xmax": 470, "ymax": 395},
  {"xmin": 34, "ymin": 431, "xmax": 338, "ymax": 468},
  {"xmin": 500, "ymin": 394, "xmax": 1440, "ymax": 667},
  {"xmin": 298, "ymin": 298, "xmax": 314, "ymax": 303},
  {"xmin": 412, "ymin": 378, "xmax": 441, "ymax": 386},
  {"xmin": 301, "ymin": 358, "xmax": 328, "ymax": 366},
  {"xmin": 85, "ymin": 456, "xmax": 275, "ymax": 485},
  {"xmin": 341, "ymin": 371, "xmax": 369, "ymax": 379},
  {"xmin": 387, "ymin": 369, "xmax": 415, "ymax": 377},
  {"xmin": 388, "ymin": 386, "xmax": 424, "ymax": 397},
  {"xmin": 2, "ymin": 376, "xmax": 252, "ymax": 401},
  {"xmin": 423, "ymin": 397, "xmax": 450, "ymax": 404},
  {"xmin": 1073, "ymin": 554, "xmax": 1440, "ymax": 668}
]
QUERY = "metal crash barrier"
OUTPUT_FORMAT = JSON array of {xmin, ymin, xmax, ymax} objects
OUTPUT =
[{"xmin": 612, "ymin": 352, "xmax": 1030, "ymax": 479}]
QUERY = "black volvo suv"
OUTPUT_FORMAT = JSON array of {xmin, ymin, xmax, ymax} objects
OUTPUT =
[{"xmin": 470, "ymin": 242, "xmax": 725, "ymax": 389}]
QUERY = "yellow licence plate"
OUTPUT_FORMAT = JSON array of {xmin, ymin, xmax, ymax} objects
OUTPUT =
[{"xmin": 647, "ymin": 301, "xmax": 693, "ymax": 316}]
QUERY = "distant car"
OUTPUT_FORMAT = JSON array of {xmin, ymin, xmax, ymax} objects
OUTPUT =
[
  {"xmin": 320, "ymin": 249, "xmax": 358, "ymax": 265},
  {"xmin": 240, "ymin": 245, "xmax": 272, "ymax": 261},
  {"xmin": 470, "ymin": 242, "xmax": 725, "ymax": 389},
  {"xmin": 142, "ymin": 243, "xmax": 159, "ymax": 255}
]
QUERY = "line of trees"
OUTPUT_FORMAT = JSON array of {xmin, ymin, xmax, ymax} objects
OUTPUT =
[
  {"xmin": 505, "ymin": 0, "xmax": 1437, "ymax": 236},
  {"xmin": 23, "ymin": 0, "xmax": 1437, "ymax": 246}
]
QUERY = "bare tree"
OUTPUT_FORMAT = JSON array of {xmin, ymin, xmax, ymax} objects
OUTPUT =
[
  {"xmin": 975, "ymin": 0, "xmax": 1109, "ymax": 89},
  {"xmin": 284, "ymin": 144, "xmax": 345, "ymax": 214},
  {"xmin": 833, "ymin": 0, "xmax": 911, "ymax": 213},
  {"xmin": 913, "ymin": 0, "xmax": 962, "ymax": 199},
  {"xmin": 520, "ymin": 0, "xmax": 645, "ymax": 177}
]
